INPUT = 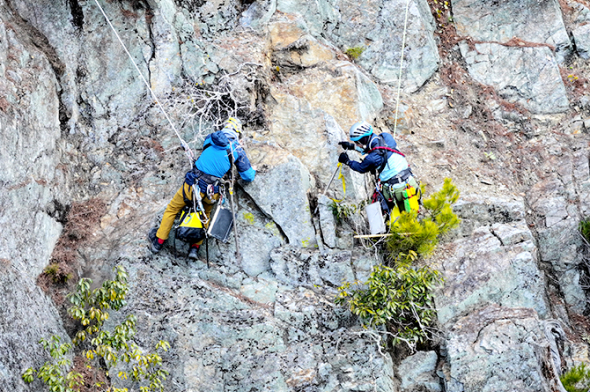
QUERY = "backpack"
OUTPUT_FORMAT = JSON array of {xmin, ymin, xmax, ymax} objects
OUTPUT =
[{"xmin": 368, "ymin": 134, "xmax": 406, "ymax": 174}]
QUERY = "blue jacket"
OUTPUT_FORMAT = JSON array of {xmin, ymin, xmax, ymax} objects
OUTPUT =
[
  {"xmin": 195, "ymin": 131, "xmax": 256, "ymax": 182},
  {"xmin": 347, "ymin": 133, "xmax": 407, "ymax": 181}
]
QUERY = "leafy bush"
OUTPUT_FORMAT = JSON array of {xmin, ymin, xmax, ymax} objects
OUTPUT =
[
  {"xmin": 386, "ymin": 178, "xmax": 460, "ymax": 258},
  {"xmin": 345, "ymin": 46, "xmax": 365, "ymax": 60},
  {"xmin": 23, "ymin": 266, "xmax": 169, "ymax": 392},
  {"xmin": 330, "ymin": 200, "xmax": 364, "ymax": 224},
  {"xmin": 580, "ymin": 219, "xmax": 590, "ymax": 244},
  {"xmin": 561, "ymin": 364, "xmax": 590, "ymax": 392},
  {"xmin": 336, "ymin": 251, "xmax": 442, "ymax": 348}
]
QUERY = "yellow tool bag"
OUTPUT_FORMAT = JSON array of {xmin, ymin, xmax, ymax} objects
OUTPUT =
[
  {"xmin": 402, "ymin": 185, "xmax": 420, "ymax": 212},
  {"xmin": 176, "ymin": 207, "xmax": 206, "ymax": 243}
]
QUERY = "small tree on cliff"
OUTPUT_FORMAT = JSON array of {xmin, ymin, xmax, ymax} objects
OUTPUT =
[
  {"xmin": 22, "ymin": 266, "xmax": 169, "ymax": 392},
  {"xmin": 336, "ymin": 178, "xmax": 460, "ymax": 350}
]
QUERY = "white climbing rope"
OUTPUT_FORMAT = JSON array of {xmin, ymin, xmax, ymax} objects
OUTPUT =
[
  {"xmin": 91, "ymin": 0, "xmax": 195, "ymax": 163},
  {"xmin": 393, "ymin": 0, "xmax": 413, "ymax": 137}
]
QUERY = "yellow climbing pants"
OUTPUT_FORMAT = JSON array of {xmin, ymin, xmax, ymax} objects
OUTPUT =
[{"xmin": 156, "ymin": 183, "xmax": 219, "ymax": 246}]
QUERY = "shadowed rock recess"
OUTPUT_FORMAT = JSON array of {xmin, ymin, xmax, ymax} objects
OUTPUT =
[{"xmin": 3, "ymin": 0, "xmax": 590, "ymax": 391}]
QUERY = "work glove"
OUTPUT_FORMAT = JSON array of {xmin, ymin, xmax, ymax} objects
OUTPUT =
[
  {"xmin": 185, "ymin": 171, "xmax": 197, "ymax": 186},
  {"xmin": 338, "ymin": 152, "xmax": 350, "ymax": 165},
  {"xmin": 338, "ymin": 141, "xmax": 355, "ymax": 150}
]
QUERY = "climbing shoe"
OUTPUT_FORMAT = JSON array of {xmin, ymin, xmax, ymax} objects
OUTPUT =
[
  {"xmin": 188, "ymin": 245, "xmax": 200, "ymax": 261},
  {"xmin": 149, "ymin": 228, "xmax": 164, "ymax": 253}
]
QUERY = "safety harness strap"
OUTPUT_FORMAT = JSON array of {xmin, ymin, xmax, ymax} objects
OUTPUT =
[{"xmin": 369, "ymin": 146, "xmax": 406, "ymax": 157}]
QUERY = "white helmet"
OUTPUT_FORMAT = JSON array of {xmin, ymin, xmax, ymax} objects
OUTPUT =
[{"xmin": 349, "ymin": 121, "xmax": 373, "ymax": 141}]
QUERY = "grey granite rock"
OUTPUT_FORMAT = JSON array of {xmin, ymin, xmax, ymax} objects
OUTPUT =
[
  {"xmin": 270, "ymin": 245, "xmax": 355, "ymax": 288},
  {"xmin": 276, "ymin": 0, "xmax": 439, "ymax": 91},
  {"xmin": 318, "ymin": 195, "xmax": 338, "ymax": 248},
  {"xmin": 398, "ymin": 351, "xmax": 441, "ymax": 392},
  {"xmin": 241, "ymin": 147, "xmax": 317, "ymax": 248},
  {"xmin": 106, "ymin": 257, "xmax": 396, "ymax": 392},
  {"xmin": 443, "ymin": 306, "xmax": 555, "ymax": 392},
  {"xmin": 452, "ymin": 0, "xmax": 571, "ymax": 62},
  {"xmin": 436, "ymin": 224, "xmax": 548, "ymax": 326},
  {"xmin": 573, "ymin": 24, "xmax": 590, "ymax": 60},
  {"xmin": 459, "ymin": 42, "xmax": 569, "ymax": 114},
  {"xmin": 0, "ymin": 11, "xmax": 69, "ymax": 390}
]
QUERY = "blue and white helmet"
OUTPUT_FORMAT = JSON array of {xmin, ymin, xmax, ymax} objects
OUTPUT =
[{"xmin": 349, "ymin": 121, "xmax": 373, "ymax": 141}]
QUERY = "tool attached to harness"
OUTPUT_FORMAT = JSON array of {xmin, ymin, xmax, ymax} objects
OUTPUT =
[{"xmin": 207, "ymin": 202, "xmax": 234, "ymax": 242}]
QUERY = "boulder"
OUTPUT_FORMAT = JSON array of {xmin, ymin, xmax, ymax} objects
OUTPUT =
[
  {"xmin": 459, "ymin": 42, "xmax": 569, "ymax": 114},
  {"xmin": 318, "ymin": 195, "xmax": 337, "ymax": 249},
  {"xmin": 452, "ymin": 0, "xmax": 571, "ymax": 61},
  {"xmin": 269, "ymin": 16, "xmax": 335, "ymax": 69},
  {"xmin": 528, "ymin": 178, "xmax": 587, "ymax": 314},
  {"xmin": 398, "ymin": 351, "xmax": 442, "ymax": 392},
  {"xmin": 241, "ymin": 145, "xmax": 317, "ymax": 248},
  {"xmin": 435, "ymin": 224, "xmax": 548, "ymax": 326},
  {"xmin": 573, "ymin": 24, "xmax": 590, "ymax": 60}
]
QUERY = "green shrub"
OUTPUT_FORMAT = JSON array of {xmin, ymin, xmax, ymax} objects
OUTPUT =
[
  {"xmin": 345, "ymin": 46, "xmax": 365, "ymax": 60},
  {"xmin": 23, "ymin": 266, "xmax": 170, "ymax": 392},
  {"xmin": 580, "ymin": 219, "xmax": 590, "ymax": 244},
  {"xmin": 386, "ymin": 178, "xmax": 460, "ymax": 258},
  {"xmin": 336, "ymin": 251, "xmax": 442, "ymax": 348},
  {"xmin": 43, "ymin": 263, "xmax": 72, "ymax": 284},
  {"xmin": 330, "ymin": 200, "xmax": 362, "ymax": 224},
  {"xmin": 561, "ymin": 364, "xmax": 590, "ymax": 392}
]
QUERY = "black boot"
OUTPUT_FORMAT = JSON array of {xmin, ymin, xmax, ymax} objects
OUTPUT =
[
  {"xmin": 149, "ymin": 228, "xmax": 164, "ymax": 253},
  {"xmin": 188, "ymin": 245, "xmax": 200, "ymax": 260}
]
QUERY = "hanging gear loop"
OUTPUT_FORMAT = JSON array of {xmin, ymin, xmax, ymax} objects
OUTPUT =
[{"xmin": 92, "ymin": 0, "xmax": 194, "ymax": 164}]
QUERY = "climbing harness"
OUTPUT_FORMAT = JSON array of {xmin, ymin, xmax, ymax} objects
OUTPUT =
[
  {"xmin": 92, "ymin": 0, "xmax": 194, "ymax": 165},
  {"xmin": 393, "ymin": 0, "xmax": 413, "ymax": 138}
]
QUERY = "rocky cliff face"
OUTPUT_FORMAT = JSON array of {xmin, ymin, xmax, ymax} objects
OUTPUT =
[{"xmin": 2, "ymin": 0, "xmax": 590, "ymax": 391}]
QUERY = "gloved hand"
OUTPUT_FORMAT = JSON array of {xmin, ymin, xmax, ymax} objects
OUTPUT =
[
  {"xmin": 185, "ymin": 171, "xmax": 197, "ymax": 186},
  {"xmin": 338, "ymin": 152, "xmax": 350, "ymax": 165},
  {"xmin": 338, "ymin": 141, "xmax": 355, "ymax": 150}
]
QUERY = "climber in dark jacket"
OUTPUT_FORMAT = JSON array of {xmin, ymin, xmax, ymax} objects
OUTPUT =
[
  {"xmin": 338, "ymin": 121, "xmax": 419, "ymax": 213},
  {"xmin": 149, "ymin": 117, "xmax": 255, "ymax": 260}
]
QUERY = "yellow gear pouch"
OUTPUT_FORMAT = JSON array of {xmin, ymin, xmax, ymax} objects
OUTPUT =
[
  {"xmin": 179, "ymin": 209, "xmax": 203, "ymax": 229},
  {"xmin": 403, "ymin": 185, "xmax": 420, "ymax": 212},
  {"xmin": 176, "ymin": 208, "xmax": 205, "ymax": 243}
]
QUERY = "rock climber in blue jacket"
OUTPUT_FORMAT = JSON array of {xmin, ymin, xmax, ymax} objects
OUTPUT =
[
  {"xmin": 149, "ymin": 117, "xmax": 255, "ymax": 260},
  {"xmin": 338, "ymin": 121, "xmax": 420, "ymax": 213}
]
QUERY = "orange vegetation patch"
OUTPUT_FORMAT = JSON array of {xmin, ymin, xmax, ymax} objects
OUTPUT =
[{"xmin": 39, "ymin": 198, "xmax": 107, "ymax": 293}]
